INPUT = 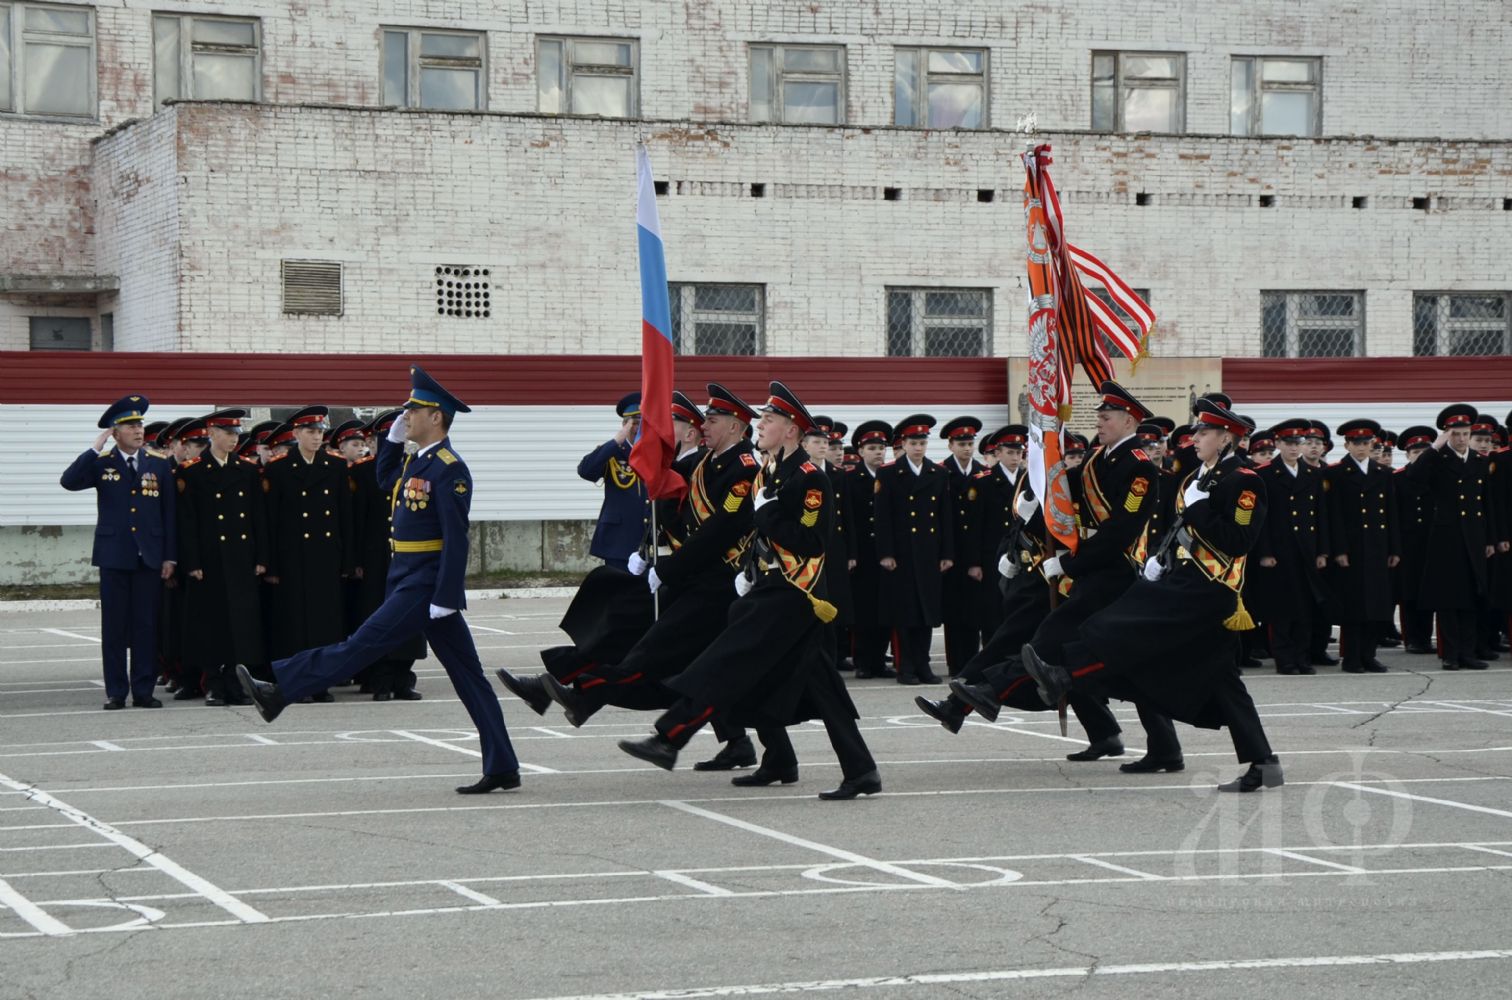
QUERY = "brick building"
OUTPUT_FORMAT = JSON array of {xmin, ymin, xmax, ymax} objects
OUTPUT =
[{"xmin": 3, "ymin": 0, "xmax": 1510, "ymax": 359}]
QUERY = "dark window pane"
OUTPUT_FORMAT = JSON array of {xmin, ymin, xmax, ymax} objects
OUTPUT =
[
  {"xmin": 696, "ymin": 286, "xmax": 757, "ymax": 313},
  {"xmin": 1412, "ymin": 295, "xmax": 1437, "ymax": 356},
  {"xmin": 1296, "ymin": 327, "xmax": 1354, "ymax": 357},
  {"xmin": 1261, "ymin": 294, "xmax": 1287, "ymax": 357},
  {"xmin": 886, "ymin": 291, "xmax": 913, "ymax": 356},
  {"xmin": 924, "ymin": 326, "xmax": 983, "ymax": 357},
  {"xmin": 668, "ymin": 285, "xmax": 684, "ymax": 354},
  {"xmin": 29, "ymin": 316, "xmax": 91, "ymax": 350},
  {"xmin": 1446, "ymin": 329, "xmax": 1504, "ymax": 356},
  {"xmin": 923, "ymin": 290, "xmax": 985, "ymax": 317},
  {"xmin": 694, "ymin": 322, "xmax": 756, "ymax": 355},
  {"xmin": 1448, "ymin": 294, "xmax": 1505, "ymax": 319}
]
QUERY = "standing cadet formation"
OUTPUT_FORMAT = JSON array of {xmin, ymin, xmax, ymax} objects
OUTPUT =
[{"xmin": 63, "ymin": 376, "xmax": 1512, "ymax": 796}]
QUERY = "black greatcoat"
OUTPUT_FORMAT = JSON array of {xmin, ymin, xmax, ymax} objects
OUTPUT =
[
  {"xmin": 1244, "ymin": 460, "xmax": 1329, "ymax": 620},
  {"xmin": 1394, "ymin": 462, "xmax": 1434, "ymax": 605},
  {"xmin": 1406, "ymin": 446, "xmax": 1490, "ymax": 610},
  {"xmin": 873, "ymin": 457, "xmax": 953, "ymax": 627},
  {"xmin": 262, "ymin": 450, "xmax": 355, "ymax": 658},
  {"xmin": 347, "ymin": 456, "xmax": 426, "ymax": 661},
  {"xmin": 1323, "ymin": 457, "xmax": 1401, "ymax": 622},
  {"xmin": 820, "ymin": 460, "xmax": 855, "ymax": 626},
  {"xmin": 845, "ymin": 465, "xmax": 885, "ymax": 628},
  {"xmin": 177, "ymin": 454, "xmax": 270, "ymax": 667},
  {"xmin": 1491, "ymin": 450, "xmax": 1512, "ymax": 608}
]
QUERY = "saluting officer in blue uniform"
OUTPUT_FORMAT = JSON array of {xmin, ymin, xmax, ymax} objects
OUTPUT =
[
  {"xmin": 239, "ymin": 365, "xmax": 521, "ymax": 793},
  {"xmin": 60, "ymin": 395, "xmax": 177, "ymax": 710},
  {"xmin": 577, "ymin": 392, "xmax": 650, "ymax": 570}
]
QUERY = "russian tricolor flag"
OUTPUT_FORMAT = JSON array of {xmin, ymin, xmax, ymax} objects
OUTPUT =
[{"xmin": 629, "ymin": 145, "xmax": 685, "ymax": 500}]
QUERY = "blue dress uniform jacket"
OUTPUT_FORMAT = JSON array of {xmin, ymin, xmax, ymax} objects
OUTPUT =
[
  {"xmin": 61, "ymin": 447, "xmax": 177, "ymax": 569},
  {"xmin": 578, "ymin": 438, "xmax": 649, "ymax": 564},
  {"xmin": 385, "ymin": 435, "xmax": 473, "ymax": 611}
]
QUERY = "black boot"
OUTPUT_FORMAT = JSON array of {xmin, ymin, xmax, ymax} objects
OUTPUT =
[
  {"xmin": 947, "ymin": 679, "xmax": 1001, "ymax": 723},
  {"xmin": 1217, "ymin": 757, "xmax": 1284, "ymax": 793},
  {"xmin": 692, "ymin": 736, "xmax": 757, "ymax": 771},
  {"xmin": 541, "ymin": 673, "xmax": 598, "ymax": 728},
  {"xmin": 618, "ymin": 735, "xmax": 679, "ymax": 771},
  {"xmin": 1066, "ymin": 735, "xmax": 1125, "ymax": 762},
  {"xmin": 235, "ymin": 664, "xmax": 286, "ymax": 724},
  {"xmin": 496, "ymin": 668, "xmax": 552, "ymax": 716},
  {"xmin": 914, "ymin": 696, "xmax": 966, "ymax": 734}
]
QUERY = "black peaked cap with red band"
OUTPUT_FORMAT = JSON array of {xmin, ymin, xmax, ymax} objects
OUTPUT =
[
  {"xmin": 895, "ymin": 413, "xmax": 937, "ymax": 440},
  {"xmin": 1436, "ymin": 403, "xmax": 1477, "ymax": 431},
  {"xmin": 1271, "ymin": 418, "xmax": 1312, "ymax": 440},
  {"xmin": 203, "ymin": 407, "xmax": 248, "ymax": 431},
  {"xmin": 760, "ymin": 380, "xmax": 817, "ymax": 434},
  {"xmin": 286, "ymin": 405, "xmax": 330, "ymax": 430},
  {"xmin": 983, "ymin": 424, "xmax": 1029, "ymax": 452},
  {"xmin": 940, "ymin": 416, "xmax": 983, "ymax": 441},
  {"xmin": 1096, "ymin": 380, "xmax": 1153, "ymax": 422},
  {"xmin": 1192, "ymin": 397, "xmax": 1253, "ymax": 437},
  {"xmin": 704, "ymin": 382, "xmax": 759, "ymax": 423},
  {"xmin": 851, "ymin": 420, "xmax": 892, "ymax": 448},
  {"xmin": 331, "ymin": 418, "xmax": 365, "ymax": 444},
  {"xmin": 1336, "ymin": 419, "xmax": 1381, "ymax": 441},
  {"xmin": 1399, "ymin": 425, "xmax": 1435, "ymax": 450},
  {"xmin": 1192, "ymin": 391, "xmax": 1232, "ymax": 416},
  {"xmin": 671, "ymin": 390, "xmax": 705, "ymax": 427}
]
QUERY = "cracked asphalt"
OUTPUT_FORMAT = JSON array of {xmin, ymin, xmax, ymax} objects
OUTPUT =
[{"xmin": 2, "ymin": 598, "xmax": 1511, "ymax": 1000}]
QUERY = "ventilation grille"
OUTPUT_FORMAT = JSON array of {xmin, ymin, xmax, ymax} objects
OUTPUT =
[
  {"xmin": 281, "ymin": 260, "xmax": 344, "ymax": 316},
  {"xmin": 436, "ymin": 266, "xmax": 492, "ymax": 319}
]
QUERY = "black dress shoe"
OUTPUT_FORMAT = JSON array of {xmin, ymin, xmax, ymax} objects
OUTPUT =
[
  {"xmin": 173, "ymin": 687, "xmax": 202, "ymax": 701},
  {"xmin": 1459, "ymin": 657, "xmax": 1490, "ymax": 670},
  {"xmin": 692, "ymin": 735, "xmax": 757, "ymax": 771},
  {"xmin": 1217, "ymin": 758, "xmax": 1284, "ymax": 793},
  {"xmin": 914, "ymin": 696, "xmax": 965, "ymax": 734},
  {"xmin": 732, "ymin": 767, "xmax": 798, "ymax": 787},
  {"xmin": 204, "ymin": 694, "xmax": 225, "ymax": 707},
  {"xmin": 1404, "ymin": 644, "xmax": 1434, "ymax": 655},
  {"xmin": 1119, "ymin": 756, "xmax": 1185, "ymax": 774},
  {"xmin": 1341, "ymin": 662, "xmax": 1366, "ymax": 674},
  {"xmin": 618, "ymin": 735, "xmax": 679, "ymax": 771},
  {"xmin": 103, "ymin": 698, "xmax": 126, "ymax": 711},
  {"xmin": 947, "ymin": 678, "xmax": 1001, "ymax": 723},
  {"xmin": 541, "ymin": 674, "xmax": 596, "ymax": 728},
  {"xmin": 495, "ymin": 668, "xmax": 551, "ymax": 716},
  {"xmin": 1364, "ymin": 659, "xmax": 1389, "ymax": 673},
  {"xmin": 226, "ymin": 694, "xmax": 251, "ymax": 706},
  {"xmin": 818, "ymin": 770, "xmax": 882, "ymax": 800},
  {"xmin": 373, "ymin": 691, "xmax": 394, "ymax": 702},
  {"xmin": 394, "ymin": 689, "xmax": 423, "ymax": 701},
  {"xmin": 1311, "ymin": 653, "xmax": 1340, "ymax": 666},
  {"xmin": 896, "ymin": 675, "xmax": 920, "ymax": 686},
  {"xmin": 456, "ymin": 771, "xmax": 521, "ymax": 794},
  {"xmin": 1066, "ymin": 735, "xmax": 1125, "ymax": 762},
  {"xmin": 917, "ymin": 671, "xmax": 943, "ymax": 685},
  {"xmin": 236, "ymin": 664, "xmax": 286, "ymax": 724},
  {"xmin": 1276, "ymin": 664, "xmax": 1300, "ymax": 675},
  {"xmin": 1020, "ymin": 642, "xmax": 1073, "ymax": 704},
  {"xmin": 132, "ymin": 697, "xmax": 163, "ymax": 708},
  {"xmin": 1378, "ymin": 636, "xmax": 1402, "ymax": 648},
  {"xmin": 1298, "ymin": 664, "xmax": 1317, "ymax": 675},
  {"xmin": 1474, "ymin": 649, "xmax": 1501, "ymax": 661},
  {"xmin": 1441, "ymin": 659, "xmax": 1461, "ymax": 671},
  {"xmin": 311, "ymin": 691, "xmax": 335, "ymax": 703}
]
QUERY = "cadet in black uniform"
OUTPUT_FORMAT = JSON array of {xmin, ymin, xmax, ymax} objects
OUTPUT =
[
  {"xmin": 938, "ymin": 416, "xmax": 985, "ymax": 675},
  {"xmin": 1246, "ymin": 419, "xmax": 1330, "ymax": 674},
  {"xmin": 1394, "ymin": 426, "xmax": 1438, "ymax": 653},
  {"xmin": 874, "ymin": 415, "xmax": 952, "ymax": 684},
  {"xmin": 846, "ymin": 420, "xmax": 894, "ymax": 679},
  {"xmin": 973, "ymin": 424, "xmax": 1028, "ymax": 646},
  {"xmin": 1324, "ymin": 419, "xmax": 1400, "ymax": 672},
  {"xmin": 1022, "ymin": 398, "xmax": 1283, "ymax": 793},
  {"xmin": 1408, "ymin": 405, "xmax": 1494, "ymax": 670}
]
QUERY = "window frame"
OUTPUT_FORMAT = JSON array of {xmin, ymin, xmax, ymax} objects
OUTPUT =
[
  {"xmin": 1231, "ymin": 55, "xmax": 1322, "ymax": 137},
  {"xmin": 28, "ymin": 315, "xmax": 92, "ymax": 350},
  {"xmin": 1412, "ymin": 292, "xmax": 1512, "ymax": 357},
  {"xmin": 152, "ymin": 12, "xmax": 262, "ymax": 107},
  {"xmin": 668, "ymin": 282, "xmax": 766, "ymax": 356},
  {"xmin": 886, "ymin": 287, "xmax": 994, "ymax": 358},
  {"xmin": 1091, "ymin": 50, "xmax": 1185, "ymax": 134},
  {"xmin": 893, "ymin": 45, "xmax": 988, "ymax": 129},
  {"xmin": 536, "ymin": 34, "xmax": 639, "ymax": 118},
  {"xmin": 1, "ymin": 2, "xmax": 97, "ymax": 120},
  {"xmin": 380, "ymin": 25, "xmax": 487, "ymax": 111},
  {"xmin": 1260, "ymin": 291, "xmax": 1365, "ymax": 358},
  {"xmin": 748, "ymin": 42, "xmax": 847, "ymax": 125}
]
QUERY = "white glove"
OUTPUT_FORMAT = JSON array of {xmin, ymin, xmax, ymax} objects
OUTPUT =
[
  {"xmin": 997, "ymin": 553, "xmax": 1013, "ymax": 577},
  {"xmin": 1042, "ymin": 555, "xmax": 1064, "ymax": 579},
  {"xmin": 647, "ymin": 567, "xmax": 662, "ymax": 594},
  {"xmin": 1143, "ymin": 559, "xmax": 1166, "ymax": 582},
  {"xmin": 752, "ymin": 488, "xmax": 776, "ymax": 511},
  {"xmin": 627, "ymin": 551, "xmax": 648, "ymax": 576},
  {"xmin": 1015, "ymin": 492, "xmax": 1040, "ymax": 520},
  {"xmin": 387, "ymin": 412, "xmax": 408, "ymax": 443},
  {"xmin": 734, "ymin": 573, "xmax": 754, "ymax": 597},
  {"xmin": 428, "ymin": 604, "xmax": 456, "ymax": 619},
  {"xmin": 1182, "ymin": 479, "xmax": 1209, "ymax": 507}
]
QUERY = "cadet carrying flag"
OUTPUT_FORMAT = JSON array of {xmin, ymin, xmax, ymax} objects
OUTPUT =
[{"xmin": 629, "ymin": 144, "xmax": 685, "ymax": 501}]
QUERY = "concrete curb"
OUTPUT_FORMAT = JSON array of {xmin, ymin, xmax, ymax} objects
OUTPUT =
[{"xmin": 0, "ymin": 585, "xmax": 577, "ymax": 613}]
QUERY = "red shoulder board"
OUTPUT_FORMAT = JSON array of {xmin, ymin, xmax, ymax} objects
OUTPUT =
[
  {"xmin": 973, "ymin": 469, "xmax": 993, "ymax": 479},
  {"xmin": 1131, "ymin": 448, "xmax": 1150, "ymax": 462},
  {"xmin": 881, "ymin": 461, "xmax": 895, "ymax": 468},
  {"xmin": 740, "ymin": 452, "xmax": 757, "ymax": 467},
  {"xmin": 800, "ymin": 461, "xmax": 817, "ymax": 473},
  {"xmin": 180, "ymin": 457, "xmax": 201, "ymax": 469},
  {"xmin": 1237, "ymin": 466, "xmax": 1258, "ymax": 475},
  {"xmin": 354, "ymin": 455, "xmax": 375, "ymax": 466},
  {"xmin": 1328, "ymin": 460, "xmax": 1345, "ymax": 468},
  {"xmin": 267, "ymin": 452, "xmax": 289, "ymax": 464}
]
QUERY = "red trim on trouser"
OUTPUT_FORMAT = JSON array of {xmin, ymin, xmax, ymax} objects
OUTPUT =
[
  {"xmin": 890, "ymin": 629, "xmax": 900, "ymax": 666},
  {"xmin": 559, "ymin": 660, "xmax": 597, "ymax": 684},
  {"xmin": 1071, "ymin": 663, "xmax": 1105, "ymax": 678},
  {"xmin": 1339, "ymin": 626, "xmax": 1351, "ymax": 660},
  {"xmin": 666, "ymin": 706, "xmax": 715, "ymax": 742},
  {"xmin": 579, "ymin": 677, "xmax": 606, "ymax": 690},
  {"xmin": 617, "ymin": 672, "xmax": 644, "ymax": 684},
  {"xmin": 997, "ymin": 675, "xmax": 1031, "ymax": 701}
]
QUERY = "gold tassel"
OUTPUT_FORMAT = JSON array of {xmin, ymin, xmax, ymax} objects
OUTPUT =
[
  {"xmin": 807, "ymin": 592, "xmax": 838, "ymax": 624},
  {"xmin": 1223, "ymin": 593, "xmax": 1254, "ymax": 632},
  {"xmin": 1128, "ymin": 327, "xmax": 1153, "ymax": 375}
]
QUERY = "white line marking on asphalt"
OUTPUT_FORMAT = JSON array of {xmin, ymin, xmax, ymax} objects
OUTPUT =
[
  {"xmin": 1071, "ymin": 856, "xmax": 1162, "ymax": 879},
  {"xmin": 0, "ymin": 876, "xmax": 73, "ymax": 936},
  {"xmin": 89, "ymin": 741, "xmax": 125, "ymax": 752},
  {"xmin": 532, "ymin": 726, "xmax": 572, "ymax": 738},
  {"xmin": 0, "ymin": 772, "xmax": 269, "ymax": 925},
  {"xmin": 437, "ymin": 880, "xmax": 503, "ymax": 906},
  {"xmin": 468, "ymin": 625, "xmax": 518, "ymax": 635},
  {"xmin": 1462, "ymin": 845, "xmax": 1512, "ymax": 860},
  {"xmin": 661, "ymin": 800, "xmax": 961, "ymax": 890},
  {"xmin": 390, "ymin": 728, "xmax": 557, "ymax": 773},
  {"xmin": 40, "ymin": 629, "xmax": 101, "ymax": 644},
  {"xmin": 246, "ymin": 735, "xmax": 279, "ymax": 746},
  {"xmin": 514, "ymin": 949, "xmax": 1512, "ymax": 999},
  {"xmin": 652, "ymin": 871, "xmax": 734, "ymax": 897},
  {"xmin": 1263, "ymin": 849, "xmax": 1368, "ymax": 874},
  {"xmin": 1423, "ymin": 700, "xmax": 1512, "ymax": 719},
  {"xmin": 1334, "ymin": 782, "xmax": 1512, "ymax": 821}
]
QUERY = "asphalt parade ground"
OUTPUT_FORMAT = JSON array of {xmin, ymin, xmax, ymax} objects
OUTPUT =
[{"xmin": 2, "ymin": 595, "xmax": 1511, "ymax": 1000}]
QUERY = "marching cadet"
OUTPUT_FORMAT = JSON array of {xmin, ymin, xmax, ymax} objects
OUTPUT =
[
  {"xmin": 176, "ymin": 409, "xmax": 268, "ymax": 706},
  {"xmin": 1493, "ymin": 415, "xmax": 1512, "ymax": 654},
  {"xmin": 874, "ymin": 414, "xmax": 953, "ymax": 685},
  {"xmin": 616, "ymin": 381, "xmax": 880, "ymax": 800},
  {"xmin": 1246, "ymin": 419, "xmax": 1329, "ymax": 674},
  {"xmin": 154, "ymin": 416, "xmax": 193, "ymax": 695},
  {"xmin": 939, "ymin": 416, "xmax": 985, "ymax": 675},
  {"xmin": 240, "ymin": 366, "xmax": 521, "ymax": 794},
  {"xmin": 847, "ymin": 420, "xmax": 894, "ymax": 679},
  {"xmin": 1325, "ymin": 419, "xmax": 1401, "ymax": 672},
  {"xmin": 822, "ymin": 418, "xmax": 855, "ymax": 669},
  {"xmin": 1470, "ymin": 416, "xmax": 1506, "ymax": 659},
  {"xmin": 1021, "ymin": 398, "xmax": 1283, "ymax": 793},
  {"xmin": 672, "ymin": 391, "xmax": 707, "ymax": 465},
  {"xmin": 1303, "ymin": 420, "xmax": 1341, "ymax": 666},
  {"xmin": 261, "ymin": 405, "xmax": 355, "ymax": 702},
  {"xmin": 1407, "ymin": 405, "xmax": 1494, "ymax": 670},
  {"xmin": 973, "ymin": 425, "xmax": 1028, "ymax": 645},
  {"xmin": 60, "ymin": 395, "xmax": 176, "ymax": 710},
  {"xmin": 578, "ymin": 393, "xmax": 650, "ymax": 571},
  {"xmin": 1395, "ymin": 426, "xmax": 1438, "ymax": 654},
  {"xmin": 807, "ymin": 417, "xmax": 854, "ymax": 666}
]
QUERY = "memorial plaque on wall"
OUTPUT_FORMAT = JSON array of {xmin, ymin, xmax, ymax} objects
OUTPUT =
[{"xmin": 1004, "ymin": 357, "xmax": 1224, "ymax": 437}]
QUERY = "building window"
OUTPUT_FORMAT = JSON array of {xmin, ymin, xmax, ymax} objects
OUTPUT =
[
  {"xmin": 29, "ymin": 315, "xmax": 90, "ymax": 350},
  {"xmin": 750, "ymin": 44, "xmax": 845, "ymax": 124},
  {"xmin": 894, "ymin": 47, "xmax": 986, "ymax": 129},
  {"xmin": 537, "ymin": 36, "xmax": 637, "ymax": 118},
  {"xmin": 1413, "ymin": 293, "xmax": 1511, "ymax": 356},
  {"xmin": 1091, "ymin": 52, "xmax": 1184, "ymax": 133},
  {"xmin": 1231, "ymin": 56, "xmax": 1321, "ymax": 136},
  {"xmin": 0, "ymin": 3, "xmax": 95, "ymax": 118},
  {"xmin": 153, "ymin": 14, "xmax": 260, "ymax": 106},
  {"xmin": 669, "ymin": 284, "xmax": 764, "ymax": 355},
  {"xmin": 887, "ymin": 288, "xmax": 991, "ymax": 357},
  {"xmin": 1261, "ymin": 292, "xmax": 1363, "ymax": 357},
  {"xmin": 382, "ymin": 27, "xmax": 485, "ymax": 111}
]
